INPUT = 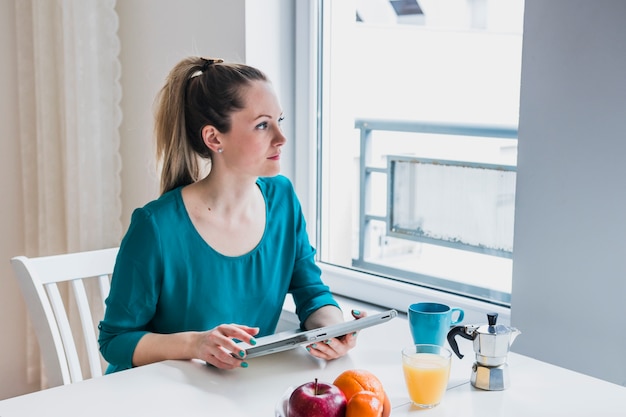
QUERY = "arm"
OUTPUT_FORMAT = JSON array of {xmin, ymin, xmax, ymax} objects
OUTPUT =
[
  {"xmin": 133, "ymin": 325, "xmax": 259, "ymax": 369},
  {"xmin": 304, "ymin": 306, "xmax": 366, "ymax": 360},
  {"xmin": 303, "ymin": 304, "xmax": 344, "ymax": 329}
]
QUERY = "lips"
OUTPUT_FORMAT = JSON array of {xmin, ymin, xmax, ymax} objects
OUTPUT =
[{"xmin": 268, "ymin": 151, "xmax": 281, "ymax": 160}]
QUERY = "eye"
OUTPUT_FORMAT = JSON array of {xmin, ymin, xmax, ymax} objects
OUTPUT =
[
  {"xmin": 278, "ymin": 115, "xmax": 285, "ymax": 124},
  {"xmin": 256, "ymin": 121, "xmax": 269, "ymax": 130}
]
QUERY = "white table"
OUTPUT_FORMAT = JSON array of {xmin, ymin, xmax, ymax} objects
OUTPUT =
[{"xmin": 1, "ymin": 307, "xmax": 625, "ymax": 416}]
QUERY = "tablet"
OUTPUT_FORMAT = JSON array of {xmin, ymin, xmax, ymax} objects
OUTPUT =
[{"xmin": 237, "ymin": 309, "xmax": 398, "ymax": 359}]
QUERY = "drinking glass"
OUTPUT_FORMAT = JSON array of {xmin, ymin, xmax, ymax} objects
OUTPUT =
[{"xmin": 401, "ymin": 344, "xmax": 452, "ymax": 408}]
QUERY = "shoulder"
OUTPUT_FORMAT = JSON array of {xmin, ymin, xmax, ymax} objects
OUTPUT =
[
  {"xmin": 122, "ymin": 187, "xmax": 185, "ymax": 249},
  {"xmin": 257, "ymin": 175, "xmax": 298, "ymax": 201},
  {"xmin": 258, "ymin": 174, "xmax": 294, "ymax": 193},
  {"xmin": 129, "ymin": 187, "xmax": 184, "ymax": 226},
  {"xmin": 137, "ymin": 187, "xmax": 182, "ymax": 216},
  {"xmin": 258, "ymin": 175, "xmax": 301, "ymax": 215}
]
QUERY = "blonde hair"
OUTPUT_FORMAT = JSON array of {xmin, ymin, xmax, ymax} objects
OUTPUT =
[{"xmin": 154, "ymin": 57, "xmax": 267, "ymax": 194}]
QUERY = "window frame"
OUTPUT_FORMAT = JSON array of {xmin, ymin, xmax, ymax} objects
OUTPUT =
[{"xmin": 293, "ymin": 0, "xmax": 511, "ymax": 320}]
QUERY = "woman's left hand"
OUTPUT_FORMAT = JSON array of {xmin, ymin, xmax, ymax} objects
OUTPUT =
[{"xmin": 305, "ymin": 309, "xmax": 366, "ymax": 360}]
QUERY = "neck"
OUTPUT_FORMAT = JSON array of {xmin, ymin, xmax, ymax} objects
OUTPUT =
[{"xmin": 193, "ymin": 173, "xmax": 260, "ymax": 216}]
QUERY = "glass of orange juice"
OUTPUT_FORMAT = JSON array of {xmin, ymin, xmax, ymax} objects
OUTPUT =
[{"xmin": 401, "ymin": 344, "xmax": 452, "ymax": 408}]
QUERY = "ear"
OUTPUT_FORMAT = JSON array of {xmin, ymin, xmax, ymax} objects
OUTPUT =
[{"xmin": 201, "ymin": 125, "xmax": 222, "ymax": 153}]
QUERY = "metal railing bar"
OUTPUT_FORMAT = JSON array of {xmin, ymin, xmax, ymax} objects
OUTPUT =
[{"xmin": 355, "ymin": 119, "xmax": 518, "ymax": 139}]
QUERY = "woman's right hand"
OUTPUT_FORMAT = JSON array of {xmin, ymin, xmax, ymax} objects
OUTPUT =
[{"xmin": 196, "ymin": 324, "xmax": 259, "ymax": 369}]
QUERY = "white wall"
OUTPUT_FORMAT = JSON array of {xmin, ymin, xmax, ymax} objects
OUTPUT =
[
  {"xmin": 511, "ymin": 0, "xmax": 626, "ymax": 386},
  {"xmin": 115, "ymin": 0, "xmax": 247, "ymax": 229},
  {"xmin": 244, "ymin": 0, "xmax": 296, "ymax": 190}
]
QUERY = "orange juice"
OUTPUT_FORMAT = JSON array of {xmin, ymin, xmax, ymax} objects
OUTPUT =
[{"xmin": 402, "ymin": 352, "xmax": 450, "ymax": 407}]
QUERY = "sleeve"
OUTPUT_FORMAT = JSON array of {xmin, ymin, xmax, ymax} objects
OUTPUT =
[
  {"xmin": 98, "ymin": 207, "xmax": 163, "ymax": 372},
  {"xmin": 284, "ymin": 181, "xmax": 340, "ymax": 326}
]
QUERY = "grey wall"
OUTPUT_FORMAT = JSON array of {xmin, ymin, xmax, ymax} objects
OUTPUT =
[{"xmin": 511, "ymin": 0, "xmax": 626, "ymax": 386}]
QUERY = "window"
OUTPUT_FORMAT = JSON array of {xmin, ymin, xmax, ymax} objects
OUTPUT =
[{"xmin": 308, "ymin": 0, "xmax": 524, "ymax": 307}]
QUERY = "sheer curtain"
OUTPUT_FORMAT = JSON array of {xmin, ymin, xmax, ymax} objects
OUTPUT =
[{"xmin": 14, "ymin": 0, "xmax": 122, "ymax": 387}]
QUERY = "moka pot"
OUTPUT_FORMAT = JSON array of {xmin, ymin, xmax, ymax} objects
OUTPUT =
[{"xmin": 447, "ymin": 313, "xmax": 520, "ymax": 391}]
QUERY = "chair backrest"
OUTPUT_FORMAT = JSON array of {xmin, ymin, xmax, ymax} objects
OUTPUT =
[{"xmin": 11, "ymin": 247, "xmax": 119, "ymax": 387}]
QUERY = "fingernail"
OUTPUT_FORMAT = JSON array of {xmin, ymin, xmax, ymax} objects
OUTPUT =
[
  {"xmin": 324, "ymin": 339, "xmax": 331, "ymax": 345},
  {"xmin": 352, "ymin": 309, "xmax": 360, "ymax": 315},
  {"xmin": 238, "ymin": 350, "xmax": 245, "ymax": 358},
  {"xmin": 306, "ymin": 346, "xmax": 311, "ymax": 352},
  {"xmin": 241, "ymin": 361, "xmax": 249, "ymax": 368},
  {"xmin": 352, "ymin": 332, "xmax": 357, "ymax": 337},
  {"xmin": 249, "ymin": 338, "xmax": 257, "ymax": 346},
  {"xmin": 312, "ymin": 343, "xmax": 317, "ymax": 348}
]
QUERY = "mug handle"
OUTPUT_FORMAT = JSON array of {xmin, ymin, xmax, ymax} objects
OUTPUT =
[{"xmin": 450, "ymin": 308, "xmax": 464, "ymax": 325}]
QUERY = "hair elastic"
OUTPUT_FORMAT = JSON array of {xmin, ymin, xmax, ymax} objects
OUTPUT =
[
  {"xmin": 201, "ymin": 57, "xmax": 224, "ymax": 71},
  {"xmin": 190, "ymin": 57, "xmax": 225, "ymax": 79}
]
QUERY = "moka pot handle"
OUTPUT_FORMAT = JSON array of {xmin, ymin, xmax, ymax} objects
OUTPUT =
[{"xmin": 447, "ymin": 325, "xmax": 475, "ymax": 360}]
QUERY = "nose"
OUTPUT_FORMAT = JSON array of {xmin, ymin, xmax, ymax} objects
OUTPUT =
[{"xmin": 274, "ymin": 126, "xmax": 287, "ymax": 147}]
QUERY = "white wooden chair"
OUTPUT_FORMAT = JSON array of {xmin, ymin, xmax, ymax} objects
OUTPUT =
[{"xmin": 11, "ymin": 247, "xmax": 119, "ymax": 387}]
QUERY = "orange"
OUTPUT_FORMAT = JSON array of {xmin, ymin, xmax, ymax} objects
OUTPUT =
[
  {"xmin": 382, "ymin": 391, "xmax": 391, "ymax": 417},
  {"xmin": 346, "ymin": 391, "xmax": 383, "ymax": 417},
  {"xmin": 333, "ymin": 369, "xmax": 386, "ymax": 404}
]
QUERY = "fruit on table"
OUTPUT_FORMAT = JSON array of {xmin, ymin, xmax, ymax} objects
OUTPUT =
[
  {"xmin": 333, "ymin": 369, "xmax": 391, "ymax": 417},
  {"xmin": 288, "ymin": 378, "xmax": 347, "ymax": 417},
  {"xmin": 346, "ymin": 390, "xmax": 382, "ymax": 417},
  {"xmin": 381, "ymin": 392, "xmax": 391, "ymax": 417},
  {"xmin": 333, "ymin": 369, "xmax": 385, "ymax": 404}
]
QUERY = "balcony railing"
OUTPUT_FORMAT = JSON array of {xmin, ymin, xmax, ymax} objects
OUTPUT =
[{"xmin": 354, "ymin": 118, "xmax": 518, "ymax": 305}]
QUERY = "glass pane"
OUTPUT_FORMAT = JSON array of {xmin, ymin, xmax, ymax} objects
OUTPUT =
[
  {"xmin": 390, "ymin": 158, "xmax": 516, "ymax": 256},
  {"xmin": 318, "ymin": 0, "xmax": 524, "ymax": 305}
]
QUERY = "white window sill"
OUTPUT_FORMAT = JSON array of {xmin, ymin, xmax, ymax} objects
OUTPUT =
[
  {"xmin": 279, "ymin": 263, "xmax": 510, "ymax": 329},
  {"xmin": 319, "ymin": 263, "xmax": 511, "ymax": 326}
]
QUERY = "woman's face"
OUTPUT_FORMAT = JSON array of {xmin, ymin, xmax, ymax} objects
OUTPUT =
[{"xmin": 219, "ymin": 80, "xmax": 286, "ymax": 178}]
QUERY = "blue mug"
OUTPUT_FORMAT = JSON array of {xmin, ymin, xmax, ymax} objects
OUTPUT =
[{"xmin": 408, "ymin": 302, "xmax": 464, "ymax": 346}]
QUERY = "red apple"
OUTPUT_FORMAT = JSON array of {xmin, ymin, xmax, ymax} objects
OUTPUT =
[{"xmin": 288, "ymin": 378, "xmax": 347, "ymax": 417}]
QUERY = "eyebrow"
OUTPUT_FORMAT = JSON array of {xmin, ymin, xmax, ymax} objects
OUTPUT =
[{"xmin": 252, "ymin": 113, "xmax": 284, "ymax": 121}]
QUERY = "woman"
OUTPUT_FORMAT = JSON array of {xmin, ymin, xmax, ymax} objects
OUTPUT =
[{"xmin": 98, "ymin": 57, "xmax": 359, "ymax": 373}]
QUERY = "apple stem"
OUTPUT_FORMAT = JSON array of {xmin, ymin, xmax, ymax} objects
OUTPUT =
[{"xmin": 315, "ymin": 378, "xmax": 318, "ymax": 395}]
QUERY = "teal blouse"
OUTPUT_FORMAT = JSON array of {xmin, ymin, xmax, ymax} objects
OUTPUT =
[{"xmin": 98, "ymin": 175, "xmax": 338, "ymax": 373}]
